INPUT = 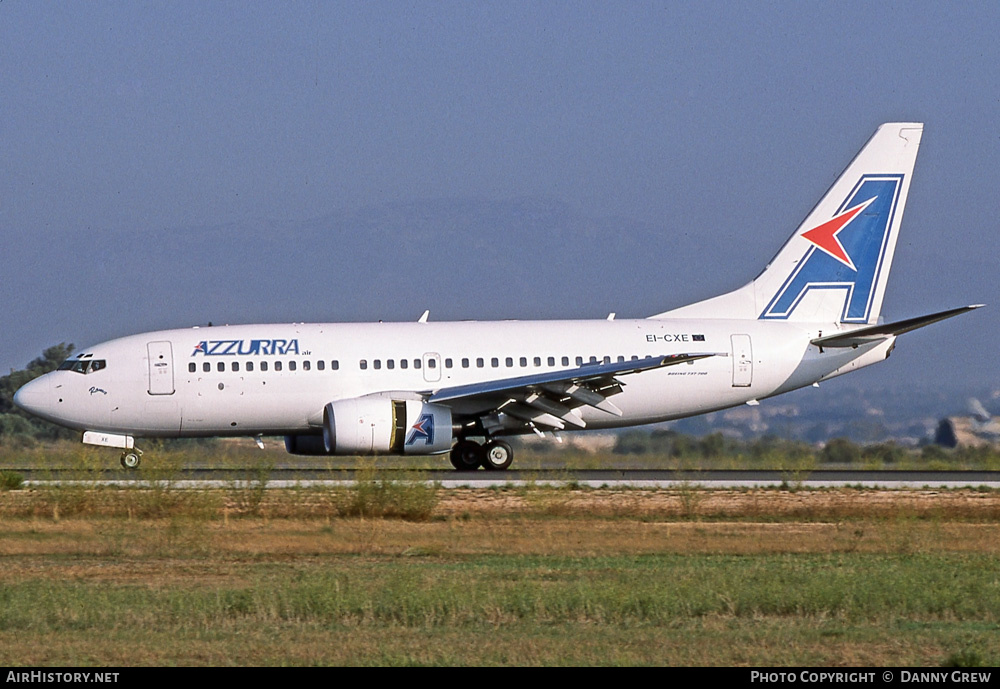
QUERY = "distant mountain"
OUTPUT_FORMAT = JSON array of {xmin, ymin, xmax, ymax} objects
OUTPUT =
[
  {"xmin": 146, "ymin": 195, "xmax": 742, "ymax": 324},
  {"xmin": 10, "ymin": 196, "xmax": 757, "ymax": 344},
  {"xmin": 666, "ymin": 383, "xmax": 1000, "ymax": 446}
]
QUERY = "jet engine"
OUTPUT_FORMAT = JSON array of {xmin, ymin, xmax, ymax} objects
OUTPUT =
[{"xmin": 317, "ymin": 398, "xmax": 452, "ymax": 455}]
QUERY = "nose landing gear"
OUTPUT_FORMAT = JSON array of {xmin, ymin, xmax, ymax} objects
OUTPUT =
[{"xmin": 120, "ymin": 448, "xmax": 143, "ymax": 470}]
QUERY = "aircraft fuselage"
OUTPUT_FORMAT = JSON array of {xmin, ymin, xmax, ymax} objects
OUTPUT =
[{"xmin": 14, "ymin": 318, "xmax": 890, "ymax": 439}]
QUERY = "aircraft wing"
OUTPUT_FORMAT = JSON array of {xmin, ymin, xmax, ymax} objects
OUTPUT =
[
  {"xmin": 427, "ymin": 353, "xmax": 719, "ymax": 432},
  {"xmin": 810, "ymin": 304, "xmax": 984, "ymax": 349}
]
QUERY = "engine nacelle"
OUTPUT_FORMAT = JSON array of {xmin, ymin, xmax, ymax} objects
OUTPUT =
[{"xmin": 322, "ymin": 398, "xmax": 452, "ymax": 455}]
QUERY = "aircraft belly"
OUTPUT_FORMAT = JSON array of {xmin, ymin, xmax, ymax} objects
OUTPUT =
[{"xmin": 181, "ymin": 384, "xmax": 312, "ymax": 434}]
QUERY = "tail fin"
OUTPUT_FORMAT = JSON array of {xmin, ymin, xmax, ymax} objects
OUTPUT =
[{"xmin": 652, "ymin": 123, "xmax": 923, "ymax": 324}]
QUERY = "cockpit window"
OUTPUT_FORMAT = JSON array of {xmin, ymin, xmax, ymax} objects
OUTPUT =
[{"xmin": 57, "ymin": 359, "xmax": 107, "ymax": 374}]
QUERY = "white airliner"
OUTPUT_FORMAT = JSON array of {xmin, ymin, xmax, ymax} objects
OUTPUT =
[{"xmin": 14, "ymin": 123, "xmax": 982, "ymax": 470}]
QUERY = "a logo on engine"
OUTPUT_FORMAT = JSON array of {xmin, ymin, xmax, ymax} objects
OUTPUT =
[{"xmin": 405, "ymin": 414, "xmax": 435, "ymax": 446}]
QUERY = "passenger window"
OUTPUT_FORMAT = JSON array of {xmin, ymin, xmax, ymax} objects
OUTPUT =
[
  {"xmin": 400, "ymin": 359, "xmax": 408, "ymax": 369},
  {"xmin": 203, "ymin": 362, "xmax": 211, "ymax": 373},
  {"xmin": 547, "ymin": 357, "xmax": 554, "ymax": 366},
  {"xmin": 445, "ymin": 358, "xmax": 453, "ymax": 368},
  {"xmin": 575, "ymin": 357, "xmax": 583, "ymax": 366},
  {"xmin": 589, "ymin": 356, "xmax": 598, "ymax": 364},
  {"xmin": 189, "ymin": 363, "xmax": 196, "ymax": 373},
  {"xmin": 289, "ymin": 361, "xmax": 296, "ymax": 371},
  {"xmin": 476, "ymin": 358, "xmax": 484, "ymax": 368},
  {"xmin": 317, "ymin": 360, "xmax": 325, "ymax": 371},
  {"xmin": 332, "ymin": 360, "xmax": 339, "ymax": 370},
  {"xmin": 374, "ymin": 360, "xmax": 381, "ymax": 370},
  {"xmin": 303, "ymin": 361, "xmax": 311, "ymax": 371},
  {"xmin": 360, "ymin": 360, "xmax": 368, "ymax": 370},
  {"xmin": 602, "ymin": 356, "xmax": 611, "ymax": 364},
  {"xmin": 414, "ymin": 359, "xmax": 421, "ymax": 369},
  {"xmin": 462, "ymin": 358, "xmax": 470, "ymax": 368},
  {"xmin": 247, "ymin": 361, "xmax": 254, "ymax": 372},
  {"xmin": 275, "ymin": 361, "xmax": 283, "ymax": 372},
  {"xmin": 217, "ymin": 362, "xmax": 225, "ymax": 372},
  {"xmin": 519, "ymin": 357, "xmax": 527, "ymax": 367},
  {"xmin": 261, "ymin": 361, "xmax": 268, "ymax": 372},
  {"xmin": 232, "ymin": 362, "xmax": 240, "ymax": 372},
  {"xmin": 491, "ymin": 358, "xmax": 499, "ymax": 368},
  {"xmin": 534, "ymin": 357, "xmax": 542, "ymax": 367},
  {"xmin": 387, "ymin": 359, "xmax": 394, "ymax": 370},
  {"xmin": 505, "ymin": 357, "xmax": 513, "ymax": 367},
  {"xmin": 617, "ymin": 356, "xmax": 625, "ymax": 363},
  {"xmin": 562, "ymin": 357, "xmax": 569, "ymax": 366},
  {"xmin": 428, "ymin": 358, "xmax": 436, "ymax": 369}
]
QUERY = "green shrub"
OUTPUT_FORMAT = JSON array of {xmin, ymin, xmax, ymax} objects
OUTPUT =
[
  {"xmin": 0, "ymin": 470, "xmax": 24, "ymax": 490},
  {"xmin": 820, "ymin": 437, "xmax": 861, "ymax": 464},
  {"xmin": 343, "ymin": 465, "xmax": 439, "ymax": 521}
]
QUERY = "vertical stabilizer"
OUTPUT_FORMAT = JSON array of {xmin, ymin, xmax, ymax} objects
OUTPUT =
[{"xmin": 652, "ymin": 123, "xmax": 923, "ymax": 324}]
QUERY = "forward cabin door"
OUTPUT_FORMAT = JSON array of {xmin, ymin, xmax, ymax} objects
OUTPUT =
[
  {"xmin": 147, "ymin": 341, "xmax": 175, "ymax": 395},
  {"xmin": 731, "ymin": 334, "xmax": 753, "ymax": 387}
]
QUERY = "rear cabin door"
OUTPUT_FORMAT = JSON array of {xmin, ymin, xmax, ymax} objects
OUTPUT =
[
  {"xmin": 147, "ymin": 341, "xmax": 175, "ymax": 395},
  {"xmin": 731, "ymin": 334, "xmax": 753, "ymax": 387}
]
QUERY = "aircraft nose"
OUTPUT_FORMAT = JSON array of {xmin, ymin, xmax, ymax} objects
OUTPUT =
[{"xmin": 13, "ymin": 376, "xmax": 52, "ymax": 418}]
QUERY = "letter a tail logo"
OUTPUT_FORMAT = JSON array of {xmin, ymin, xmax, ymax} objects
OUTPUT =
[{"xmin": 760, "ymin": 174, "xmax": 904, "ymax": 323}]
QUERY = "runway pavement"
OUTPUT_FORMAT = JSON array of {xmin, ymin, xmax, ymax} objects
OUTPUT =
[{"xmin": 18, "ymin": 468, "xmax": 1000, "ymax": 489}]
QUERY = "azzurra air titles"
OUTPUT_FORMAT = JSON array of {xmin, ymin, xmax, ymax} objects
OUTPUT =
[{"xmin": 192, "ymin": 338, "xmax": 302, "ymax": 357}]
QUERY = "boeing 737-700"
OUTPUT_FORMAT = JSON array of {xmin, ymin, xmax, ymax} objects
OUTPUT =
[{"xmin": 14, "ymin": 123, "xmax": 982, "ymax": 470}]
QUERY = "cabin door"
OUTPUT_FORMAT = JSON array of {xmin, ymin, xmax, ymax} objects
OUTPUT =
[
  {"xmin": 731, "ymin": 334, "xmax": 753, "ymax": 387},
  {"xmin": 147, "ymin": 341, "xmax": 175, "ymax": 395}
]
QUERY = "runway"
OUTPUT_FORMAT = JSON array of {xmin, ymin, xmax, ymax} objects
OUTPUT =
[{"xmin": 17, "ymin": 468, "xmax": 1000, "ymax": 489}]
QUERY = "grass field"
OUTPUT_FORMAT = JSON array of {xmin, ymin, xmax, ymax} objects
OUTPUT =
[{"xmin": 1, "ymin": 476, "xmax": 999, "ymax": 666}]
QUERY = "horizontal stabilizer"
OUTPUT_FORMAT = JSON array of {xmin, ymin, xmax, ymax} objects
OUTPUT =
[{"xmin": 810, "ymin": 305, "xmax": 984, "ymax": 348}]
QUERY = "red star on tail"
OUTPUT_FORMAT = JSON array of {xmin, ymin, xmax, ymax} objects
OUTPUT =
[{"xmin": 800, "ymin": 196, "xmax": 876, "ymax": 271}]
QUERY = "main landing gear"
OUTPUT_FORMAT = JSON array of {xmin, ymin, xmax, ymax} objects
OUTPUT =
[
  {"xmin": 120, "ymin": 448, "xmax": 143, "ymax": 470},
  {"xmin": 449, "ymin": 439, "xmax": 514, "ymax": 471}
]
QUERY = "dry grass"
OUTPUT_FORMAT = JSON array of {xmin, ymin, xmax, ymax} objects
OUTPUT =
[
  {"xmin": 1, "ymin": 513, "xmax": 999, "ymax": 563},
  {"xmin": 4, "ymin": 484, "xmax": 1000, "ymax": 522},
  {"xmin": 1, "ymin": 486, "xmax": 998, "ymax": 666}
]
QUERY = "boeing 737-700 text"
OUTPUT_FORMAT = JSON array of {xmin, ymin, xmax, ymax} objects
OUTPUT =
[{"xmin": 14, "ymin": 123, "xmax": 982, "ymax": 470}]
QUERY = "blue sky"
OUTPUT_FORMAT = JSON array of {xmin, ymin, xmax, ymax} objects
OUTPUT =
[{"xmin": 2, "ymin": 1, "xmax": 997, "ymax": 391}]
